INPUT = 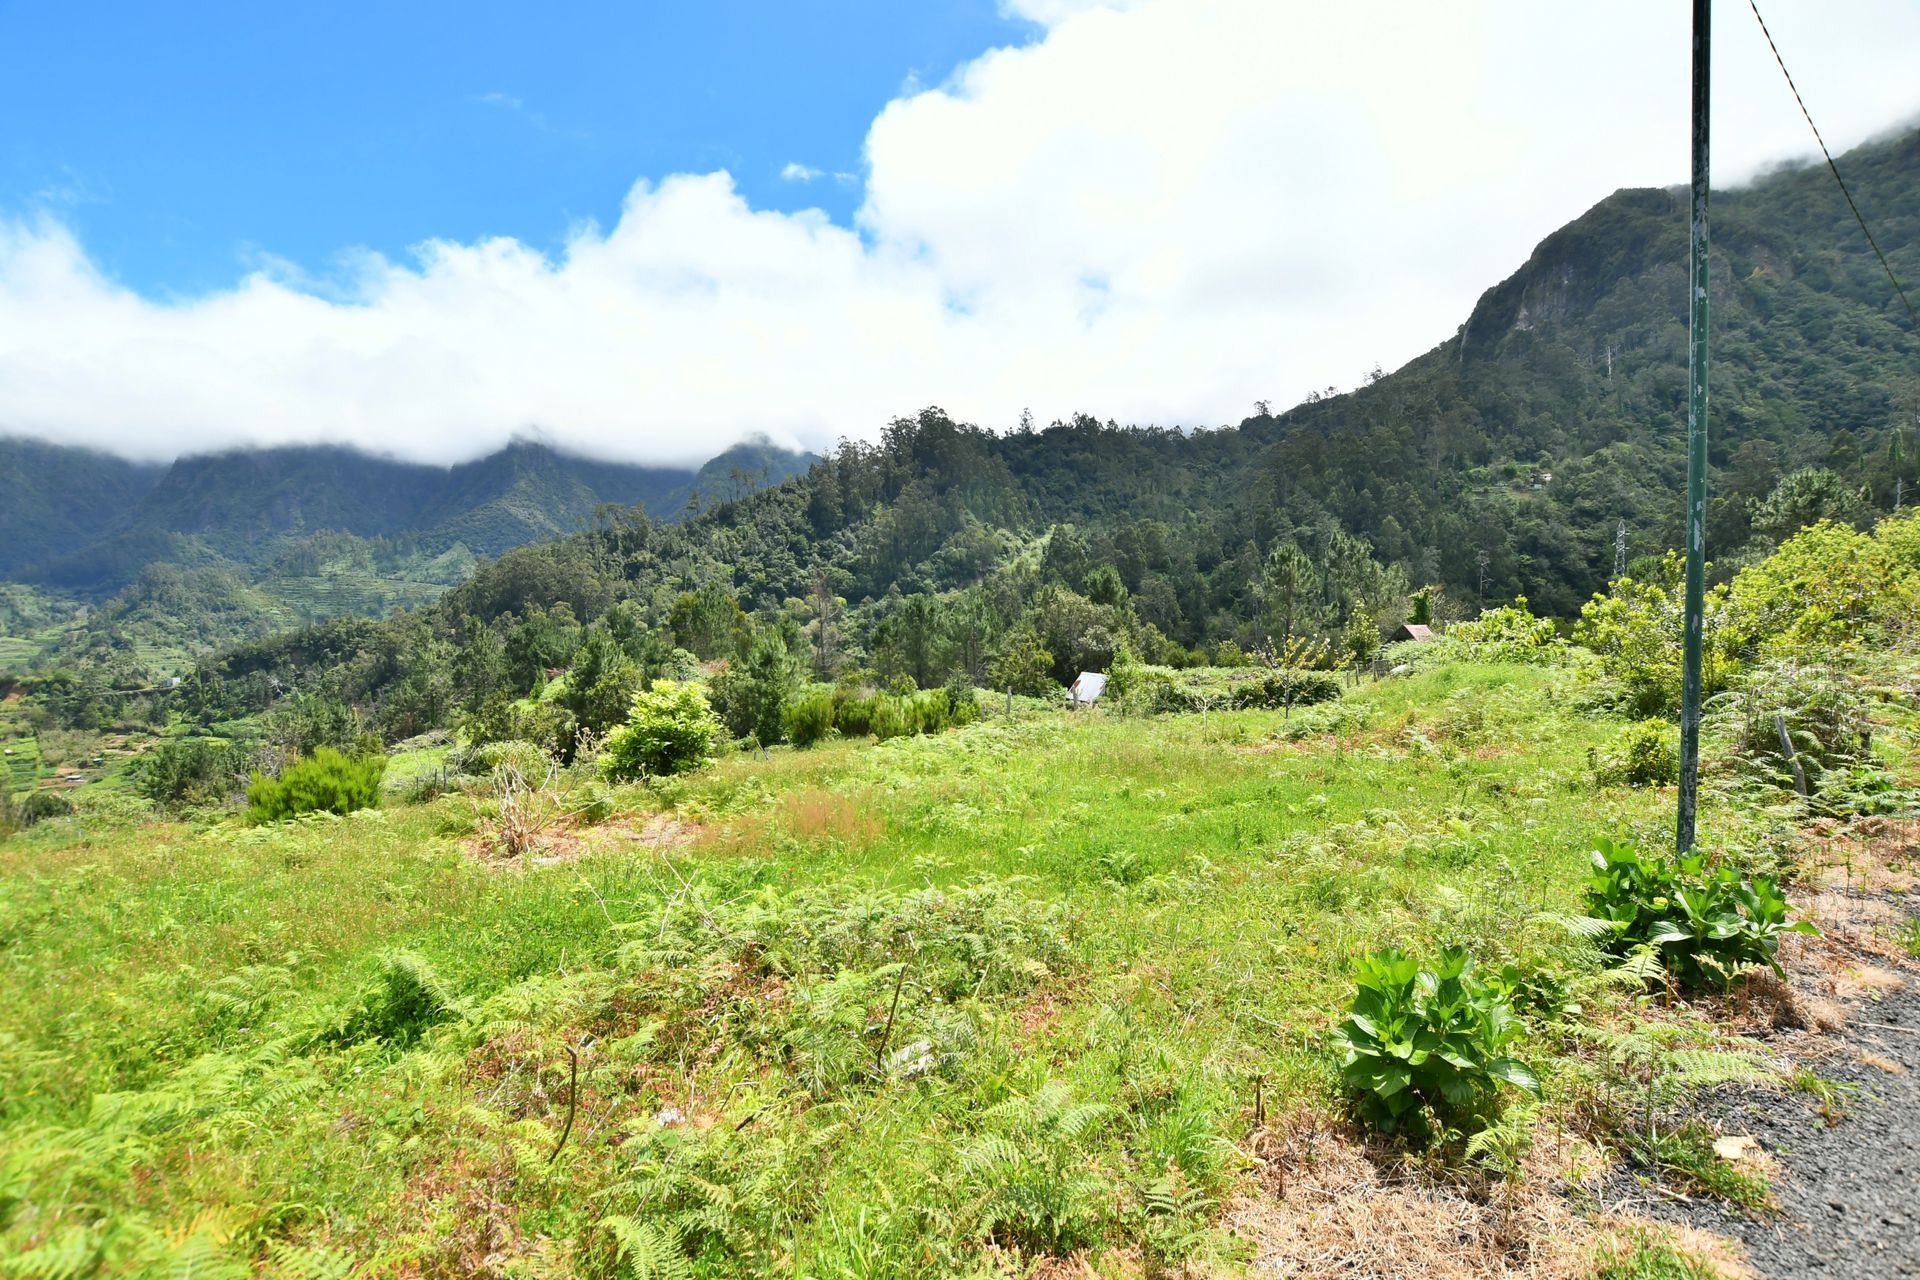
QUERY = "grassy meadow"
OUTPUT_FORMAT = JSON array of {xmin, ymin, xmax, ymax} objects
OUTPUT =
[{"xmin": 1, "ymin": 659, "xmax": 1811, "ymax": 1278}]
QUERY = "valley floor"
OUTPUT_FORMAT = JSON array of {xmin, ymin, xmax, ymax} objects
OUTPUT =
[{"xmin": 1, "ymin": 661, "xmax": 1916, "ymax": 1278}]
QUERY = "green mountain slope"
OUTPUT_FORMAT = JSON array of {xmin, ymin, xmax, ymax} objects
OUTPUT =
[
  {"xmin": 0, "ymin": 440, "xmax": 164, "ymax": 578},
  {"xmin": 424, "ymin": 126, "xmax": 1918, "ymax": 645},
  {"xmin": 1251, "ymin": 130, "xmax": 1920, "ymax": 614},
  {"xmin": 3, "ymin": 436, "xmax": 816, "ymax": 595}
]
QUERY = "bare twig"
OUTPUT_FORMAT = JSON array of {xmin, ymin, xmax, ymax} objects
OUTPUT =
[
  {"xmin": 547, "ymin": 1044, "xmax": 580, "ymax": 1164},
  {"xmin": 874, "ymin": 941, "xmax": 914, "ymax": 1072}
]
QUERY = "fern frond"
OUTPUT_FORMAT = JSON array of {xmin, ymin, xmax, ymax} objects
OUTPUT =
[
  {"xmin": 598, "ymin": 1216, "xmax": 693, "ymax": 1280},
  {"xmin": 1660, "ymin": 1048, "xmax": 1777, "ymax": 1089},
  {"xmin": 1533, "ymin": 912, "xmax": 1619, "ymax": 941}
]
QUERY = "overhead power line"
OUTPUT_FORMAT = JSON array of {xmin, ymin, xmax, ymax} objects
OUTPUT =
[{"xmin": 1747, "ymin": 0, "xmax": 1919, "ymax": 330}]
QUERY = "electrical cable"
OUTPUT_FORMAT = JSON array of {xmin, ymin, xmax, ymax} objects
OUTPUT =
[{"xmin": 1746, "ymin": 0, "xmax": 1918, "ymax": 330}]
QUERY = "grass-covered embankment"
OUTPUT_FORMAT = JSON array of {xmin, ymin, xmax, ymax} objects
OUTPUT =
[{"xmin": 0, "ymin": 661, "xmax": 1746, "ymax": 1276}]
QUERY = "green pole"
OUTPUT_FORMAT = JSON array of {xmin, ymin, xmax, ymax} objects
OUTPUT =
[{"xmin": 1677, "ymin": 0, "xmax": 1710, "ymax": 853}]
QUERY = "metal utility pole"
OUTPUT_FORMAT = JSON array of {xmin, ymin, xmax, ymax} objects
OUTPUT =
[{"xmin": 1677, "ymin": 0, "xmax": 1710, "ymax": 853}]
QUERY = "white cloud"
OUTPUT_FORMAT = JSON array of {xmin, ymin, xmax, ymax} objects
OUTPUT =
[
  {"xmin": 780, "ymin": 161, "xmax": 824, "ymax": 182},
  {"xmin": 998, "ymin": 0, "xmax": 1144, "ymax": 28},
  {"xmin": 3, "ymin": 0, "xmax": 1918, "ymax": 466}
]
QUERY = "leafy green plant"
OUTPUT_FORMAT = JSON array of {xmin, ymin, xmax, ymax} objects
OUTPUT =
[
  {"xmin": 1328, "ymin": 945, "xmax": 1540, "ymax": 1139},
  {"xmin": 1584, "ymin": 837, "xmax": 1817, "ymax": 990},
  {"xmin": 1723, "ymin": 517, "xmax": 1914, "ymax": 655},
  {"xmin": 245, "ymin": 746, "xmax": 386, "ymax": 823},
  {"xmin": 1444, "ymin": 596, "xmax": 1565, "ymax": 665},
  {"xmin": 600, "ymin": 680, "xmax": 720, "ymax": 781},
  {"xmin": 1575, "ymin": 559, "xmax": 1735, "ymax": 716},
  {"xmin": 1590, "ymin": 719, "xmax": 1678, "ymax": 787}
]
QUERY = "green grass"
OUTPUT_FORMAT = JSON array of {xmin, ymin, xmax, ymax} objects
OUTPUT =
[
  {"xmin": 2, "ymin": 733, "xmax": 42, "ymax": 792},
  {"xmin": 0, "ymin": 662, "xmax": 1793, "ymax": 1275},
  {"xmin": 1631, "ymin": 1123, "xmax": 1773, "ymax": 1213},
  {"xmin": 1592, "ymin": 1228, "xmax": 1728, "ymax": 1280}
]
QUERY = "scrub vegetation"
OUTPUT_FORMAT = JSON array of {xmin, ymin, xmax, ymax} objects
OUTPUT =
[{"xmin": 3, "ymin": 505, "xmax": 1916, "ymax": 1277}]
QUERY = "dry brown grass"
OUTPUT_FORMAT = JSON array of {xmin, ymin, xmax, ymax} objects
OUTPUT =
[
  {"xmin": 778, "ymin": 787, "xmax": 885, "ymax": 845},
  {"xmin": 1224, "ymin": 1107, "xmax": 1749, "ymax": 1280},
  {"xmin": 1799, "ymin": 815, "xmax": 1920, "ymax": 896},
  {"xmin": 464, "ymin": 808, "xmax": 696, "ymax": 868}
]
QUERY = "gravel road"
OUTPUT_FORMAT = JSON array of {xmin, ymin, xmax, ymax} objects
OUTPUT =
[{"xmin": 1623, "ymin": 923, "xmax": 1920, "ymax": 1278}]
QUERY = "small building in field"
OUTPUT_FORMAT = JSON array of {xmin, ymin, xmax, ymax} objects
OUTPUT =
[
  {"xmin": 1068, "ymin": 671, "xmax": 1107, "ymax": 707},
  {"xmin": 1391, "ymin": 623, "xmax": 1435, "ymax": 643}
]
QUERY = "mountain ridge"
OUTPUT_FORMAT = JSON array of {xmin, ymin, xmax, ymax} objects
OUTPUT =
[{"xmin": 0, "ymin": 434, "xmax": 815, "ymax": 592}]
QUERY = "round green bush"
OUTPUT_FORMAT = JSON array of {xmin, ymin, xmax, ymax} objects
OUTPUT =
[
  {"xmin": 600, "ymin": 680, "xmax": 720, "ymax": 781},
  {"xmin": 246, "ymin": 747, "xmax": 388, "ymax": 823},
  {"xmin": 17, "ymin": 790, "xmax": 74, "ymax": 827}
]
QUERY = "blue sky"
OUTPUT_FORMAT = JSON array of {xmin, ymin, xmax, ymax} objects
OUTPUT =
[
  {"xmin": 2, "ymin": 1, "xmax": 1916, "ymax": 465},
  {"xmin": 0, "ymin": 0, "xmax": 1026, "ymax": 296}
]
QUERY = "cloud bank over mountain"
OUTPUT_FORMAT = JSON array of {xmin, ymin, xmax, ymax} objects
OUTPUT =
[{"xmin": 3, "ymin": 0, "xmax": 1917, "ymax": 465}]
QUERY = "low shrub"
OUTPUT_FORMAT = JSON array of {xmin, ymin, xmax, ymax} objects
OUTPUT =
[
  {"xmin": 866, "ymin": 694, "xmax": 905, "ymax": 741},
  {"xmin": 1443, "ymin": 597, "xmax": 1565, "ymax": 665},
  {"xmin": 601, "ymin": 680, "xmax": 720, "ymax": 782},
  {"xmin": 1239, "ymin": 670, "xmax": 1341, "ymax": 710},
  {"xmin": 1329, "ymin": 944, "xmax": 1540, "ymax": 1139},
  {"xmin": 246, "ymin": 747, "xmax": 387, "ymax": 823},
  {"xmin": 944, "ymin": 672, "xmax": 980, "ymax": 726},
  {"xmin": 1575, "ymin": 560, "xmax": 1735, "ymax": 716},
  {"xmin": 16, "ymin": 790, "xmax": 74, "ymax": 827},
  {"xmin": 1723, "ymin": 518, "xmax": 1917, "ymax": 656},
  {"xmin": 452, "ymin": 738, "xmax": 552, "ymax": 779},
  {"xmin": 783, "ymin": 686, "xmax": 836, "ymax": 748},
  {"xmin": 832, "ymin": 688, "xmax": 967, "ymax": 741},
  {"xmin": 1584, "ymin": 836, "xmax": 1817, "ymax": 989},
  {"xmin": 905, "ymin": 689, "xmax": 952, "ymax": 735},
  {"xmin": 832, "ymin": 692, "xmax": 875, "ymax": 737},
  {"xmin": 1590, "ymin": 719, "xmax": 1678, "ymax": 787},
  {"xmin": 1142, "ymin": 667, "xmax": 1342, "ymax": 715}
]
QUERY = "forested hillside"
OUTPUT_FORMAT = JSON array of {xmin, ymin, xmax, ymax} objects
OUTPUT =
[
  {"xmin": 0, "ymin": 437, "xmax": 813, "ymax": 679},
  {"xmin": 0, "ymin": 439, "xmax": 165, "ymax": 577},
  {"xmin": 0, "ymin": 435, "xmax": 813, "ymax": 591}
]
